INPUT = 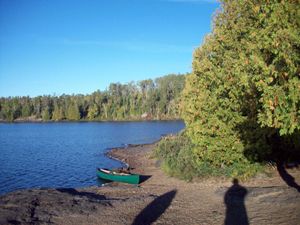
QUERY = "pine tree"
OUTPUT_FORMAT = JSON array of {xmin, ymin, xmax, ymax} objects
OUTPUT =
[
  {"xmin": 66, "ymin": 103, "xmax": 80, "ymax": 121},
  {"xmin": 87, "ymin": 104, "xmax": 99, "ymax": 120},
  {"xmin": 41, "ymin": 108, "xmax": 51, "ymax": 121}
]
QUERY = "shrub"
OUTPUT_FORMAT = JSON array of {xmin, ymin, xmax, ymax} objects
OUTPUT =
[
  {"xmin": 154, "ymin": 133, "xmax": 263, "ymax": 180},
  {"xmin": 154, "ymin": 134, "xmax": 197, "ymax": 181}
]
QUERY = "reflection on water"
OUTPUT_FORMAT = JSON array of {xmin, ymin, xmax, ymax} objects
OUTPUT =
[{"xmin": 0, "ymin": 121, "xmax": 184, "ymax": 194}]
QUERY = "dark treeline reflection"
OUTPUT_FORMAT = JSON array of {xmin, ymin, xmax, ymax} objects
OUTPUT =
[{"xmin": 0, "ymin": 74, "xmax": 186, "ymax": 121}]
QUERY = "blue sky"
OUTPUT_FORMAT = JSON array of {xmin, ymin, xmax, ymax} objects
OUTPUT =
[{"xmin": 0, "ymin": 0, "xmax": 219, "ymax": 97}]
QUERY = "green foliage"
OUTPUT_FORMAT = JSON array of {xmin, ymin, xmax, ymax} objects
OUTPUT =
[
  {"xmin": 87, "ymin": 104, "xmax": 99, "ymax": 120},
  {"xmin": 180, "ymin": 0, "xmax": 299, "ymax": 178},
  {"xmin": 0, "ymin": 74, "xmax": 186, "ymax": 122},
  {"xmin": 41, "ymin": 108, "xmax": 51, "ymax": 121},
  {"xmin": 52, "ymin": 104, "xmax": 65, "ymax": 121},
  {"xmin": 231, "ymin": 0, "xmax": 300, "ymax": 136},
  {"xmin": 21, "ymin": 100, "xmax": 33, "ymax": 117},
  {"xmin": 66, "ymin": 103, "xmax": 80, "ymax": 121},
  {"xmin": 155, "ymin": 134, "xmax": 262, "ymax": 180},
  {"xmin": 0, "ymin": 97, "xmax": 21, "ymax": 121},
  {"xmin": 154, "ymin": 134, "xmax": 198, "ymax": 181}
]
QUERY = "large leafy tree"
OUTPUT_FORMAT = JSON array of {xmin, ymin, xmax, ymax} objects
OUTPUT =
[{"xmin": 182, "ymin": 0, "xmax": 300, "ymax": 176}]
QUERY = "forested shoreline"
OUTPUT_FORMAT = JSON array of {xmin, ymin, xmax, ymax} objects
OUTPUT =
[{"xmin": 0, "ymin": 74, "xmax": 186, "ymax": 122}]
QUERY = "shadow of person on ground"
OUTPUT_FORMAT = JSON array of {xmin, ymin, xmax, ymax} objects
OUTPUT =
[
  {"xmin": 276, "ymin": 161, "xmax": 300, "ymax": 192},
  {"xmin": 224, "ymin": 179, "xmax": 249, "ymax": 225},
  {"xmin": 131, "ymin": 189, "xmax": 177, "ymax": 225}
]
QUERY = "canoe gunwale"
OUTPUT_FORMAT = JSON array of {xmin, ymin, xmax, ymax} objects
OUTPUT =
[
  {"xmin": 98, "ymin": 168, "xmax": 132, "ymax": 176},
  {"xmin": 97, "ymin": 168, "xmax": 140, "ymax": 184}
]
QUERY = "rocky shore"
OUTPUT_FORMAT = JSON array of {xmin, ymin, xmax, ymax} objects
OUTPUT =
[{"xmin": 0, "ymin": 143, "xmax": 300, "ymax": 225}]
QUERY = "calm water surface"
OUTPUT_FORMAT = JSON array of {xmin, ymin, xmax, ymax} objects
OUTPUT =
[{"xmin": 0, "ymin": 121, "xmax": 184, "ymax": 195}]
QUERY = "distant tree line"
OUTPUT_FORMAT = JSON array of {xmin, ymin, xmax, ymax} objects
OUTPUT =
[{"xmin": 0, "ymin": 74, "xmax": 186, "ymax": 122}]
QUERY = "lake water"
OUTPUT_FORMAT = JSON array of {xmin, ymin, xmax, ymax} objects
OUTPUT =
[{"xmin": 0, "ymin": 121, "xmax": 184, "ymax": 195}]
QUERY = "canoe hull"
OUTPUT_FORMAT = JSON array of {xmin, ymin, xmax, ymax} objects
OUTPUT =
[{"xmin": 97, "ymin": 169, "xmax": 140, "ymax": 184}]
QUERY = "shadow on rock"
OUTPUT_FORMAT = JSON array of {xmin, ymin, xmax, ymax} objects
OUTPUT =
[
  {"xmin": 224, "ymin": 179, "xmax": 249, "ymax": 225},
  {"xmin": 56, "ymin": 188, "xmax": 112, "ymax": 205},
  {"xmin": 132, "ymin": 189, "xmax": 177, "ymax": 225}
]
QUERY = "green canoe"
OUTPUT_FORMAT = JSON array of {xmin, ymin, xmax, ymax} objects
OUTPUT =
[{"xmin": 97, "ymin": 168, "xmax": 140, "ymax": 184}]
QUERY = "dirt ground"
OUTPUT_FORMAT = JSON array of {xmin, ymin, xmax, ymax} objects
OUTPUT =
[{"xmin": 0, "ymin": 143, "xmax": 299, "ymax": 225}]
